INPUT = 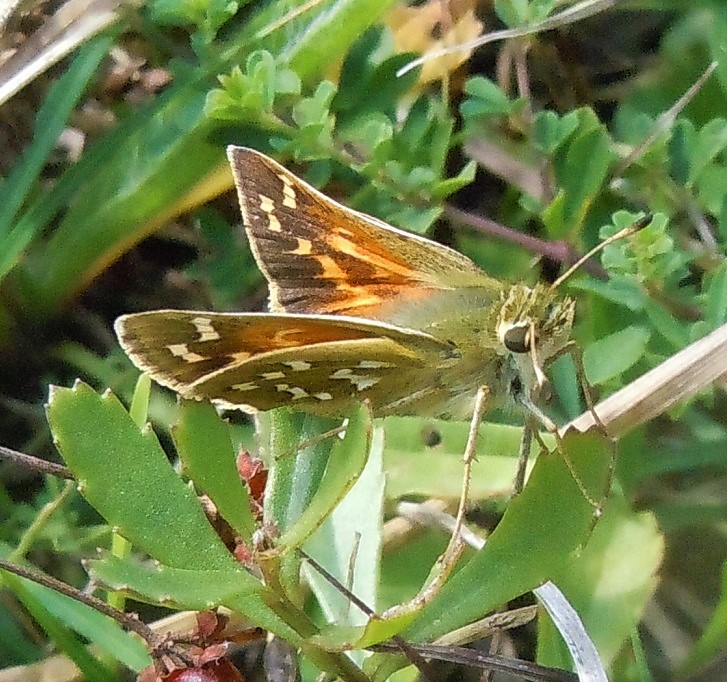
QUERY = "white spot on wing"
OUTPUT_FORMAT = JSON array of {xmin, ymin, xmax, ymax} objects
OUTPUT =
[
  {"xmin": 357, "ymin": 360, "xmax": 392, "ymax": 369},
  {"xmin": 167, "ymin": 343, "xmax": 206, "ymax": 363},
  {"xmin": 259, "ymin": 194, "xmax": 281, "ymax": 232},
  {"xmin": 259, "ymin": 194, "xmax": 275, "ymax": 212},
  {"xmin": 260, "ymin": 371, "xmax": 286, "ymax": 380},
  {"xmin": 232, "ymin": 382, "xmax": 258, "ymax": 392},
  {"xmin": 278, "ymin": 174, "xmax": 297, "ymax": 208},
  {"xmin": 275, "ymin": 384, "xmax": 309, "ymax": 400},
  {"xmin": 284, "ymin": 360, "xmax": 311, "ymax": 371},
  {"xmin": 191, "ymin": 316, "xmax": 220, "ymax": 342},
  {"xmin": 330, "ymin": 368, "xmax": 379, "ymax": 391}
]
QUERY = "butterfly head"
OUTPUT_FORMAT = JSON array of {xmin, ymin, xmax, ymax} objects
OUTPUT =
[{"xmin": 495, "ymin": 283, "xmax": 575, "ymax": 400}]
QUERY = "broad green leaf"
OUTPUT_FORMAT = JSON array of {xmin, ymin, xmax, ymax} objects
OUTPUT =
[
  {"xmin": 173, "ymin": 400, "xmax": 256, "ymax": 540},
  {"xmin": 382, "ymin": 417, "xmax": 544, "ymax": 500},
  {"xmin": 278, "ymin": 403, "xmax": 373, "ymax": 549},
  {"xmin": 46, "ymin": 381, "xmax": 237, "ymax": 571},
  {"xmin": 90, "ymin": 557, "xmax": 370, "ymax": 680},
  {"xmin": 366, "ymin": 427, "xmax": 614, "ymax": 681},
  {"xmin": 90, "ymin": 554, "xmax": 276, "ymax": 613},
  {"xmin": 538, "ymin": 497, "xmax": 663, "ymax": 667},
  {"xmin": 583, "ymin": 326, "xmax": 651, "ymax": 385},
  {"xmin": 556, "ymin": 126, "xmax": 614, "ymax": 228}
]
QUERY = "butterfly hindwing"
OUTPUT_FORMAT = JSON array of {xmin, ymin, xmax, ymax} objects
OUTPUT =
[
  {"xmin": 227, "ymin": 146, "xmax": 493, "ymax": 317},
  {"xmin": 115, "ymin": 310, "xmax": 456, "ymax": 414}
]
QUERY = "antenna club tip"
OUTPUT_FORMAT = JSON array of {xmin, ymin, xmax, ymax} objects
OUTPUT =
[{"xmin": 634, "ymin": 213, "xmax": 653, "ymax": 231}]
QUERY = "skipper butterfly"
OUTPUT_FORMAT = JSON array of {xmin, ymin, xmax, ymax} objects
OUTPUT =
[{"xmin": 115, "ymin": 147, "xmax": 575, "ymax": 420}]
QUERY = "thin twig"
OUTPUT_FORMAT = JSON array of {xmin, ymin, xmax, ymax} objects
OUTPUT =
[
  {"xmin": 0, "ymin": 444, "xmax": 73, "ymax": 479},
  {"xmin": 398, "ymin": 0, "xmax": 620, "ymax": 77},
  {"xmin": 443, "ymin": 204, "xmax": 607, "ymax": 278},
  {"xmin": 612, "ymin": 61, "xmax": 718, "ymax": 177},
  {"xmin": 0, "ymin": 557, "xmax": 160, "ymax": 646},
  {"xmin": 371, "ymin": 641, "xmax": 578, "ymax": 682},
  {"xmin": 299, "ymin": 550, "xmax": 435, "ymax": 681}
]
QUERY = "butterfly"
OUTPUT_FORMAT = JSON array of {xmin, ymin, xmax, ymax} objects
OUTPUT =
[{"xmin": 114, "ymin": 146, "xmax": 575, "ymax": 421}]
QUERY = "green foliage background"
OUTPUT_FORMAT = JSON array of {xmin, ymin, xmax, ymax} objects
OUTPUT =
[{"xmin": 1, "ymin": 1, "xmax": 727, "ymax": 680}]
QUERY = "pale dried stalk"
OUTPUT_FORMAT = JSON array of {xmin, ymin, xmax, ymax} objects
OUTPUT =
[{"xmin": 564, "ymin": 322, "xmax": 727, "ymax": 438}]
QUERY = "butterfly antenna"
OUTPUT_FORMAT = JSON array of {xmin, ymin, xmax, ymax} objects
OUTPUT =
[{"xmin": 550, "ymin": 213, "xmax": 653, "ymax": 290}]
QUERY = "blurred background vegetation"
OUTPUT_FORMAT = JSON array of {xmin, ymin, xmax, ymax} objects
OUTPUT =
[{"xmin": 1, "ymin": 0, "xmax": 727, "ymax": 680}]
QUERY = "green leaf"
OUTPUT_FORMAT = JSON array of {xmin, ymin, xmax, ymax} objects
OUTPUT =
[
  {"xmin": 17, "ymin": 81, "xmax": 224, "ymax": 317},
  {"xmin": 461, "ymin": 76, "xmax": 514, "ymax": 119},
  {"xmin": 571, "ymin": 275, "xmax": 648, "ymax": 311},
  {"xmin": 583, "ymin": 326, "xmax": 651, "ymax": 385},
  {"xmin": 688, "ymin": 118, "xmax": 727, "ymax": 185},
  {"xmin": 0, "ymin": 568, "xmax": 121, "ymax": 681},
  {"xmin": 430, "ymin": 160, "xmax": 477, "ymax": 200},
  {"xmin": 335, "ymin": 26, "xmax": 420, "ymax": 121},
  {"xmin": 304, "ymin": 424, "xmax": 385, "ymax": 653},
  {"xmin": 399, "ymin": 428, "xmax": 613, "ymax": 643},
  {"xmin": 283, "ymin": 0, "xmax": 399, "ymax": 83},
  {"xmin": 88, "ymin": 554, "xmax": 305, "ymax": 645},
  {"xmin": 556, "ymin": 125, "xmax": 614, "ymax": 227},
  {"xmin": 90, "ymin": 554, "xmax": 263, "ymax": 608},
  {"xmin": 206, "ymin": 51, "xmax": 301, "ymax": 122},
  {"xmin": 260, "ymin": 411, "xmax": 338, "ymax": 536},
  {"xmin": 46, "ymin": 381, "xmax": 237, "ymax": 570},
  {"xmin": 340, "ymin": 113, "xmax": 394, "ymax": 158},
  {"xmin": 644, "ymin": 300, "xmax": 690, "ymax": 350},
  {"xmin": 0, "ymin": 36, "xmax": 113, "ymax": 285},
  {"xmin": 533, "ymin": 110, "xmax": 580, "ymax": 155},
  {"xmin": 173, "ymin": 400, "xmax": 257, "ymax": 540},
  {"xmin": 278, "ymin": 403, "xmax": 373, "ymax": 549},
  {"xmin": 494, "ymin": 0, "xmax": 528, "ymax": 26},
  {"xmin": 703, "ymin": 261, "xmax": 727, "ymax": 330},
  {"xmin": 539, "ymin": 497, "xmax": 663, "ymax": 667},
  {"xmin": 669, "ymin": 118, "xmax": 694, "ymax": 186},
  {"xmin": 382, "ymin": 417, "xmax": 544, "ymax": 500},
  {"xmin": 21, "ymin": 578, "xmax": 151, "ymax": 672}
]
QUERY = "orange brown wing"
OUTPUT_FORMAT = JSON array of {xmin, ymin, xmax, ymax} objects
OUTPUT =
[
  {"xmin": 115, "ymin": 310, "xmax": 458, "ymax": 414},
  {"xmin": 227, "ymin": 146, "xmax": 492, "ymax": 317}
]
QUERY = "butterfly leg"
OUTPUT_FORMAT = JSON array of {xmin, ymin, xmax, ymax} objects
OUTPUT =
[
  {"xmin": 553, "ymin": 341, "xmax": 617, "ymax": 517},
  {"xmin": 510, "ymin": 380, "xmax": 554, "ymax": 495},
  {"xmin": 447, "ymin": 385, "xmax": 490, "ymax": 558},
  {"xmin": 513, "ymin": 420, "xmax": 534, "ymax": 494}
]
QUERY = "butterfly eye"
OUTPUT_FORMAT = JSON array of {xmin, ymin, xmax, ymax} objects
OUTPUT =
[{"xmin": 503, "ymin": 325, "xmax": 531, "ymax": 354}]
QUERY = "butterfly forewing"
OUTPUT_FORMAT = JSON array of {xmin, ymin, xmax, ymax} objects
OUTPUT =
[
  {"xmin": 227, "ymin": 146, "xmax": 493, "ymax": 319},
  {"xmin": 115, "ymin": 310, "xmax": 457, "ymax": 414}
]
